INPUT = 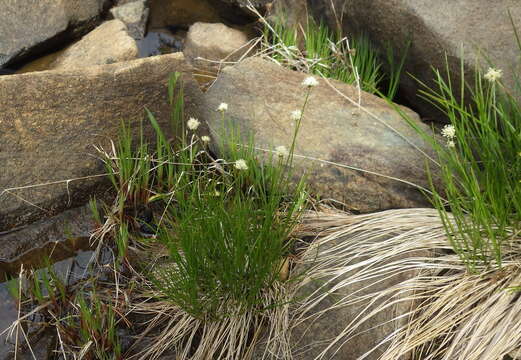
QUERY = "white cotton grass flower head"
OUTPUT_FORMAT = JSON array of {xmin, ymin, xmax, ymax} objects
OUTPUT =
[
  {"xmin": 484, "ymin": 67, "xmax": 503, "ymax": 82},
  {"xmin": 217, "ymin": 103, "xmax": 228, "ymax": 112},
  {"xmin": 290, "ymin": 110, "xmax": 302, "ymax": 121},
  {"xmin": 187, "ymin": 117, "xmax": 200, "ymax": 131},
  {"xmin": 441, "ymin": 124, "xmax": 456, "ymax": 139},
  {"xmin": 234, "ymin": 159, "xmax": 248, "ymax": 170},
  {"xmin": 446, "ymin": 139, "xmax": 456, "ymax": 148},
  {"xmin": 275, "ymin": 145, "xmax": 289, "ymax": 158},
  {"xmin": 301, "ymin": 76, "xmax": 319, "ymax": 88},
  {"xmin": 201, "ymin": 135, "xmax": 211, "ymax": 143}
]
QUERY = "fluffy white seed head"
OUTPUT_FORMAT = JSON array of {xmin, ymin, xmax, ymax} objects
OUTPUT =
[
  {"xmin": 217, "ymin": 103, "xmax": 228, "ymax": 112},
  {"xmin": 290, "ymin": 110, "xmax": 302, "ymax": 121},
  {"xmin": 187, "ymin": 117, "xmax": 200, "ymax": 131},
  {"xmin": 201, "ymin": 135, "xmax": 211, "ymax": 143},
  {"xmin": 302, "ymin": 76, "xmax": 319, "ymax": 88},
  {"xmin": 275, "ymin": 145, "xmax": 289, "ymax": 157},
  {"xmin": 441, "ymin": 124, "xmax": 456, "ymax": 139},
  {"xmin": 484, "ymin": 67, "xmax": 503, "ymax": 82},
  {"xmin": 234, "ymin": 159, "xmax": 248, "ymax": 170}
]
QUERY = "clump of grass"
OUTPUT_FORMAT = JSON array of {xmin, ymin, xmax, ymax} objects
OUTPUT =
[
  {"xmin": 150, "ymin": 135, "xmax": 306, "ymax": 319},
  {"xmin": 95, "ymin": 71, "xmax": 309, "ymax": 357},
  {"xmin": 409, "ymin": 58, "xmax": 521, "ymax": 272},
  {"xmin": 74, "ymin": 291, "xmax": 122, "ymax": 360},
  {"xmin": 4, "ymin": 263, "xmax": 124, "ymax": 359},
  {"xmin": 98, "ymin": 71, "xmax": 309, "ymax": 321},
  {"xmin": 260, "ymin": 14, "xmax": 407, "ymax": 100},
  {"xmin": 5, "ymin": 69, "xmax": 313, "ymax": 359}
]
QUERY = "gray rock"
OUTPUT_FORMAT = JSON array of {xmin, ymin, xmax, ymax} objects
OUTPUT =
[
  {"xmin": 110, "ymin": 0, "xmax": 150, "ymax": 39},
  {"xmin": 0, "ymin": 204, "xmax": 95, "ymax": 262},
  {"xmin": 0, "ymin": 0, "xmax": 111, "ymax": 68},
  {"xmin": 202, "ymin": 57, "xmax": 439, "ymax": 213},
  {"xmin": 305, "ymin": 0, "xmax": 521, "ymax": 122},
  {"xmin": 0, "ymin": 53, "xmax": 202, "ymax": 231},
  {"xmin": 19, "ymin": 20, "xmax": 139, "ymax": 72},
  {"xmin": 184, "ymin": 22, "xmax": 254, "ymax": 72}
]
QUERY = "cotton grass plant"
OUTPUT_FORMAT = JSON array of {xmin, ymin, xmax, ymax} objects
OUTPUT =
[
  {"xmin": 89, "ymin": 71, "xmax": 310, "ymax": 359},
  {"xmin": 400, "ymin": 59, "xmax": 521, "ymax": 272},
  {"xmin": 3, "ymin": 70, "xmax": 311, "ymax": 359},
  {"xmin": 356, "ymin": 44, "xmax": 521, "ymax": 360}
]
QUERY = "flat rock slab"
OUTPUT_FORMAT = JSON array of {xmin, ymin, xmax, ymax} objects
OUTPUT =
[
  {"xmin": 0, "ymin": 53, "xmax": 201, "ymax": 231},
  {"xmin": 202, "ymin": 57, "xmax": 439, "ymax": 213},
  {"xmin": 0, "ymin": 204, "xmax": 96, "ymax": 261},
  {"xmin": 0, "ymin": 0, "xmax": 111, "ymax": 67},
  {"xmin": 48, "ymin": 19, "xmax": 138, "ymax": 69}
]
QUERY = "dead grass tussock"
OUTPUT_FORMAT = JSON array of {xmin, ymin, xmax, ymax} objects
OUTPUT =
[
  {"xmin": 124, "ymin": 283, "xmax": 290, "ymax": 360},
  {"xmin": 284, "ymin": 208, "xmax": 521, "ymax": 360}
]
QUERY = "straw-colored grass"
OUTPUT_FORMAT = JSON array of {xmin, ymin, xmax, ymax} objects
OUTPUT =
[{"xmin": 270, "ymin": 207, "xmax": 521, "ymax": 360}]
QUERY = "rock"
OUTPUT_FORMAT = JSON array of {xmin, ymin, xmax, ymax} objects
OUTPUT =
[
  {"xmin": 148, "ymin": 0, "xmax": 266, "ymax": 29},
  {"xmin": 201, "ymin": 57, "xmax": 439, "ymax": 213},
  {"xmin": 270, "ymin": 0, "xmax": 308, "ymax": 31},
  {"xmin": 0, "ymin": 204, "xmax": 96, "ymax": 262},
  {"xmin": 110, "ymin": 0, "xmax": 150, "ymax": 39},
  {"xmin": 18, "ymin": 20, "xmax": 139, "ymax": 73},
  {"xmin": 206, "ymin": 0, "xmax": 272, "ymax": 23},
  {"xmin": 148, "ymin": 0, "xmax": 224, "ymax": 28},
  {"xmin": 184, "ymin": 22, "xmax": 254, "ymax": 72},
  {"xmin": 0, "ymin": 53, "xmax": 202, "ymax": 231},
  {"xmin": 0, "ymin": 0, "xmax": 111, "ymax": 68},
  {"xmin": 306, "ymin": 0, "xmax": 521, "ymax": 122}
]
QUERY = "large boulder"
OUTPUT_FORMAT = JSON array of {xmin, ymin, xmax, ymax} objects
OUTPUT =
[
  {"xmin": 0, "ymin": 0, "xmax": 111, "ymax": 68},
  {"xmin": 0, "ymin": 53, "xmax": 202, "ymax": 231},
  {"xmin": 184, "ymin": 22, "xmax": 254, "ymax": 72},
  {"xmin": 18, "ymin": 20, "xmax": 139, "ymax": 73},
  {"xmin": 304, "ymin": 0, "xmax": 521, "ymax": 121},
  {"xmin": 201, "ymin": 57, "xmax": 439, "ymax": 213}
]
